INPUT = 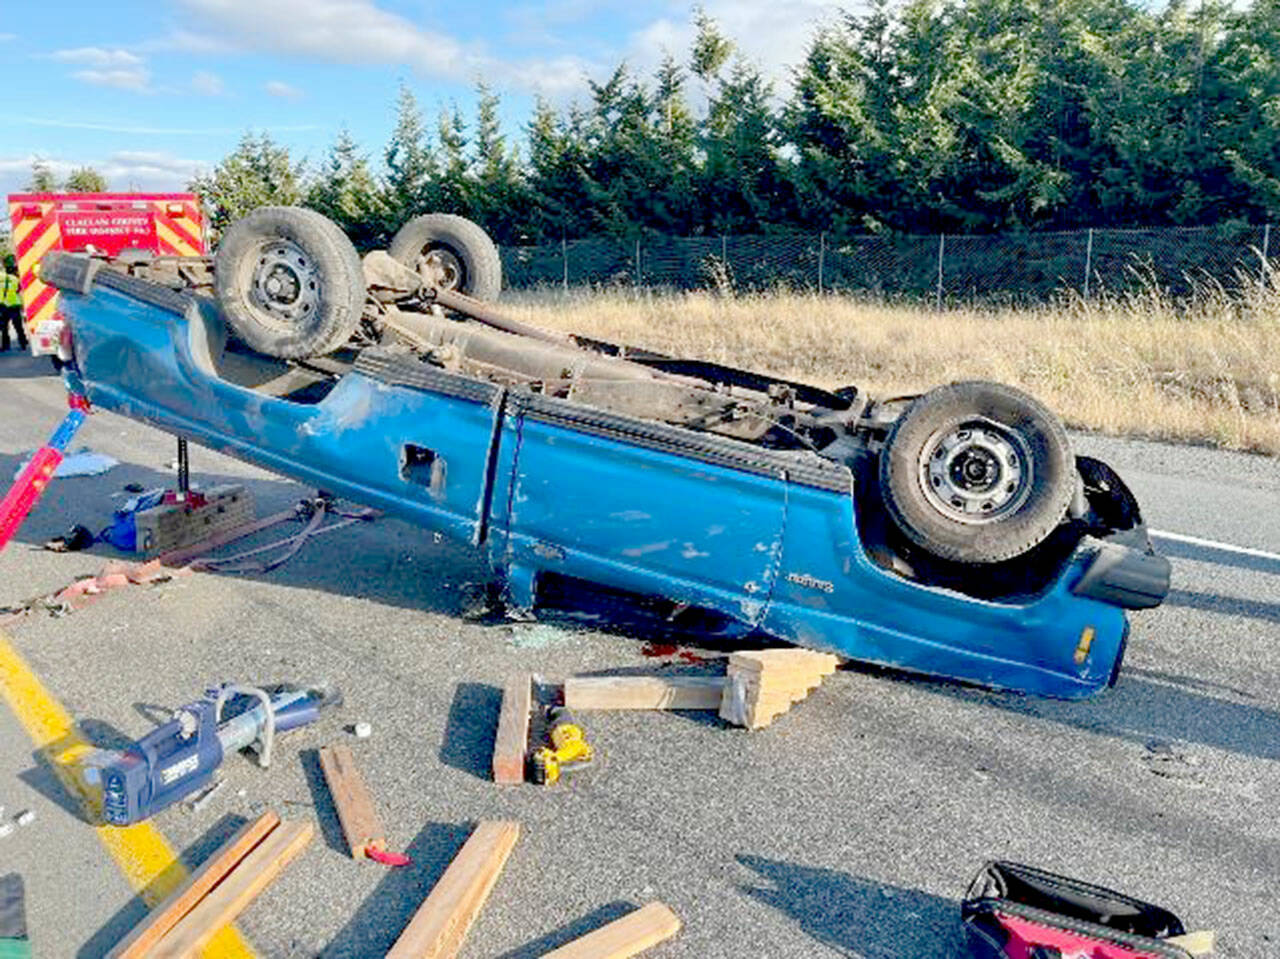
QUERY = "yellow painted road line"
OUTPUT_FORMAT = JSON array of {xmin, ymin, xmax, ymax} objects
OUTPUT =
[{"xmin": 0, "ymin": 628, "xmax": 257, "ymax": 959}]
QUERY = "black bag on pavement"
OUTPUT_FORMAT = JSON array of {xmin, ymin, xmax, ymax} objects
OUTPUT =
[{"xmin": 961, "ymin": 861, "xmax": 1195, "ymax": 959}]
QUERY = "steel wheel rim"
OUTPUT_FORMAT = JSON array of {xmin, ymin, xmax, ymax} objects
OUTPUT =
[
  {"xmin": 417, "ymin": 246, "xmax": 464, "ymax": 291},
  {"xmin": 917, "ymin": 418, "xmax": 1033, "ymax": 524},
  {"xmin": 250, "ymin": 239, "xmax": 321, "ymax": 328}
]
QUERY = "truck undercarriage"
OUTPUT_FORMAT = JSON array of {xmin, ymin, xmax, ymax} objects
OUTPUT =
[{"xmin": 67, "ymin": 213, "xmax": 1162, "ymax": 605}]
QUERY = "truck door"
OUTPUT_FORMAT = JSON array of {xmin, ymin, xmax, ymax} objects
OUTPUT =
[{"xmin": 502, "ymin": 395, "xmax": 788, "ymax": 626}]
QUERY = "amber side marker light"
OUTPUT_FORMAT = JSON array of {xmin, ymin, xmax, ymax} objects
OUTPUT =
[{"xmin": 1074, "ymin": 626, "xmax": 1096, "ymax": 665}]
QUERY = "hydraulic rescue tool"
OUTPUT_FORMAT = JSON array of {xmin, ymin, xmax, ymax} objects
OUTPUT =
[
  {"xmin": 530, "ymin": 707, "xmax": 594, "ymax": 785},
  {"xmin": 93, "ymin": 682, "xmax": 341, "ymax": 826}
]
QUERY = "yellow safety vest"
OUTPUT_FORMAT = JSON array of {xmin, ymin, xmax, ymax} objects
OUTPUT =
[{"xmin": 0, "ymin": 273, "xmax": 19, "ymax": 308}]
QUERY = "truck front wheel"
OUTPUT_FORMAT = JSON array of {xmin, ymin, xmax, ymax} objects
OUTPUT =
[{"xmin": 879, "ymin": 381, "xmax": 1075, "ymax": 565}]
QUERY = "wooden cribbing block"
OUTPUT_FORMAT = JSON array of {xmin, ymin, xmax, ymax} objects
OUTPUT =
[
  {"xmin": 107, "ymin": 811, "xmax": 281, "ymax": 959},
  {"xmin": 150, "ymin": 819, "xmax": 314, "ymax": 959},
  {"xmin": 135, "ymin": 484, "xmax": 255, "ymax": 555},
  {"xmin": 493, "ymin": 675, "xmax": 533, "ymax": 785},
  {"xmin": 1166, "ymin": 930, "xmax": 1216, "ymax": 956},
  {"xmin": 728, "ymin": 649, "xmax": 840, "ymax": 675},
  {"xmin": 318, "ymin": 744, "xmax": 387, "ymax": 859},
  {"xmin": 386, "ymin": 821, "xmax": 520, "ymax": 959},
  {"xmin": 723, "ymin": 677, "xmax": 824, "ymax": 729},
  {"xmin": 159, "ymin": 507, "xmax": 296, "ymax": 567},
  {"xmin": 565, "ymin": 676, "xmax": 727, "ymax": 710},
  {"xmin": 540, "ymin": 902, "xmax": 682, "ymax": 958},
  {"xmin": 720, "ymin": 649, "xmax": 840, "ymax": 729}
]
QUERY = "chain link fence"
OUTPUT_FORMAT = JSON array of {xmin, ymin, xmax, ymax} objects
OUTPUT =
[{"xmin": 500, "ymin": 223, "xmax": 1278, "ymax": 303}]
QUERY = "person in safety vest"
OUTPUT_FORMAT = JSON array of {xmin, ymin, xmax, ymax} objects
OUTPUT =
[{"xmin": 0, "ymin": 258, "xmax": 26, "ymax": 352}]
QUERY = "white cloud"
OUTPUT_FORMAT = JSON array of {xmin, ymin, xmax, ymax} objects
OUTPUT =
[
  {"xmin": 0, "ymin": 150, "xmax": 209, "ymax": 196},
  {"xmin": 499, "ymin": 1, "xmax": 621, "ymax": 58},
  {"xmin": 0, "ymin": 155, "xmax": 78, "ymax": 180},
  {"xmin": 136, "ymin": 29, "xmax": 235, "ymax": 55},
  {"xmin": 191, "ymin": 70, "xmax": 225, "ymax": 95},
  {"xmin": 496, "ymin": 55, "xmax": 592, "ymax": 97},
  {"xmin": 104, "ymin": 151, "xmax": 208, "ymax": 184},
  {"xmin": 71, "ymin": 67, "xmax": 154, "ymax": 93},
  {"xmin": 50, "ymin": 46, "xmax": 144, "ymax": 67},
  {"xmin": 264, "ymin": 80, "xmax": 303, "ymax": 99},
  {"xmin": 49, "ymin": 47, "xmax": 155, "ymax": 92},
  {"xmin": 102, "ymin": 0, "xmax": 836, "ymax": 104},
  {"xmin": 15, "ymin": 116, "xmax": 320, "ymax": 135},
  {"xmin": 177, "ymin": 0, "xmax": 466, "ymax": 70},
  {"xmin": 169, "ymin": 0, "xmax": 589, "ymax": 94}
]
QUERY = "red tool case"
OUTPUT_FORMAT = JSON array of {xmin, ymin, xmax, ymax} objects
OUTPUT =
[{"xmin": 962, "ymin": 861, "xmax": 1196, "ymax": 959}]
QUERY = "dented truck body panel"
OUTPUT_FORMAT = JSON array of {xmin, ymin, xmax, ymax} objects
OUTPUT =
[{"xmin": 58, "ymin": 266, "xmax": 1131, "ymax": 699}]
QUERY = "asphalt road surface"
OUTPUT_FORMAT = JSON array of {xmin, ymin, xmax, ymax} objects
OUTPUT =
[{"xmin": 1, "ymin": 351, "xmax": 1277, "ymax": 959}]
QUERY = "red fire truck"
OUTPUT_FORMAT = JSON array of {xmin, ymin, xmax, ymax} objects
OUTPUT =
[{"xmin": 6, "ymin": 192, "xmax": 207, "ymax": 355}]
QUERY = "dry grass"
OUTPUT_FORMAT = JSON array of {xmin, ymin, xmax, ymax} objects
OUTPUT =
[{"xmin": 502, "ymin": 275, "xmax": 1280, "ymax": 456}]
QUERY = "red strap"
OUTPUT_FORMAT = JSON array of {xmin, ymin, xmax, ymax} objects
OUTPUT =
[{"xmin": 367, "ymin": 847, "xmax": 412, "ymax": 868}]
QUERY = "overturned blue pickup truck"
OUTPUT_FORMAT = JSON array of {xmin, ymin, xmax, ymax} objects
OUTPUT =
[{"xmin": 42, "ymin": 207, "xmax": 1170, "ymax": 699}]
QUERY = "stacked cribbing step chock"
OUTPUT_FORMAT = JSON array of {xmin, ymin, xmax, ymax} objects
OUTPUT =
[{"xmin": 719, "ymin": 649, "xmax": 840, "ymax": 729}]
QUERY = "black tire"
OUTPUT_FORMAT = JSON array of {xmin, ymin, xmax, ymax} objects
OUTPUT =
[
  {"xmin": 388, "ymin": 213, "xmax": 502, "ymax": 301},
  {"xmin": 879, "ymin": 381, "xmax": 1074, "ymax": 564},
  {"xmin": 213, "ymin": 207, "xmax": 365, "ymax": 359}
]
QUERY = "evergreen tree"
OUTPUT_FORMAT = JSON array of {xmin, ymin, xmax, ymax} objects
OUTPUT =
[
  {"xmin": 526, "ymin": 98, "xmax": 590, "ymax": 239},
  {"xmin": 1082, "ymin": 0, "xmax": 1208, "ymax": 224},
  {"xmin": 698, "ymin": 60, "xmax": 790, "ymax": 233},
  {"xmin": 1216, "ymin": 0, "xmax": 1280, "ymax": 221},
  {"xmin": 1084, "ymin": 0, "xmax": 1269, "ymax": 226},
  {"xmin": 64, "ymin": 167, "xmax": 108, "ymax": 193},
  {"xmin": 26, "ymin": 159, "xmax": 58, "ymax": 192},
  {"xmin": 690, "ymin": 6, "xmax": 733, "ymax": 83},
  {"xmin": 786, "ymin": 0, "xmax": 1159, "ymax": 232},
  {"xmin": 893, "ymin": 0, "xmax": 1073, "ymax": 230},
  {"xmin": 190, "ymin": 132, "xmax": 303, "ymax": 236},
  {"xmin": 577, "ymin": 64, "xmax": 658, "ymax": 237},
  {"xmin": 785, "ymin": 3, "xmax": 903, "ymax": 231},
  {"xmin": 436, "ymin": 105, "xmax": 470, "ymax": 215},
  {"xmin": 650, "ymin": 54, "xmax": 698, "ymax": 233},
  {"xmin": 308, "ymin": 128, "xmax": 385, "ymax": 250},
  {"xmin": 383, "ymin": 84, "xmax": 438, "ymax": 230},
  {"xmin": 469, "ymin": 83, "xmax": 526, "ymax": 242},
  {"xmin": 187, "ymin": 2, "xmax": 1280, "ymax": 252},
  {"xmin": 565, "ymin": 60, "xmax": 704, "ymax": 238}
]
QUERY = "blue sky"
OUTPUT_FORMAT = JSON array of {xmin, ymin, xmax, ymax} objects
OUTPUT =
[{"xmin": 2, "ymin": 0, "xmax": 844, "ymax": 200}]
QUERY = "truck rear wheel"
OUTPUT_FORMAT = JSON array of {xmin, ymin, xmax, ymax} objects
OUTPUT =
[
  {"xmin": 388, "ymin": 213, "xmax": 502, "ymax": 302},
  {"xmin": 214, "ymin": 207, "xmax": 365, "ymax": 359},
  {"xmin": 879, "ymin": 381, "xmax": 1074, "ymax": 564}
]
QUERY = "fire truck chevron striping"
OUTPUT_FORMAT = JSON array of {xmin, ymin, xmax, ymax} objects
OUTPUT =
[{"xmin": 6, "ymin": 193, "xmax": 206, "ymax": 355}]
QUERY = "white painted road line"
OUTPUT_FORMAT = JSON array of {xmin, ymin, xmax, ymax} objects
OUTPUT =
[{"xmin": 1151, "ymin": 529, "xmax": 1280, "ymax": 565}]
